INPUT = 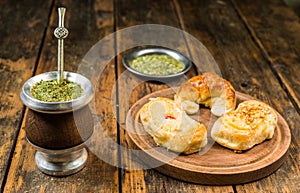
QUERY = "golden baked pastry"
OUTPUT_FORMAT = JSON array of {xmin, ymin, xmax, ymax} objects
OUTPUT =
[
  {"xmin": 139, "ymin": 97, "xmax": 207, "ymax": 154},
  {"xmin": 211, "ymin": 100, "xmax": 277, "ymax": 152},
  {"xmin": 175, "ymin": 72, "xmax": 236, "ymax": 116}
]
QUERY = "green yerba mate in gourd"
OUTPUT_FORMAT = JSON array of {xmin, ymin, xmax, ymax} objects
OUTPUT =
[
  {"xmin": 30, "ymin": 79, "xmax": 83, "ymax": 102},
  {"xmin": 130, "ymin": 54, "xmax": 184, "ymax": 75}
]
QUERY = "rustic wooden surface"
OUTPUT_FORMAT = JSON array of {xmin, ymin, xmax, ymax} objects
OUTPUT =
[
  {"xmin": 0, "ymin": 0, "xmax": 299, "ymax": 192},
  {"xmin": 126, "ymin": 89, "xmax": 291, "ymax": 185}
]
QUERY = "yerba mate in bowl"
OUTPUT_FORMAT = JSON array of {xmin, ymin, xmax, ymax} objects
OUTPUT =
[
  {"xmin": 130, "ymin": 54, "xmax": 185, "ymax": 76},
  {"xmin": 19, "ymin": 7, "xmax": 95, "ymax": 176},
  {"xmin": 123, "ymin": 46, "xmax": 192, "ymax": 80},
  {"xmin": 21, "ymin": 71, "xmax": 93, "ymax": 113},
  {"xmin": 20, "ymin": 71, "xmax": 94, "ymax": 176},
  {"xmin": 30, "ymin": 79, "xmax": 83, "ymax": 102}
]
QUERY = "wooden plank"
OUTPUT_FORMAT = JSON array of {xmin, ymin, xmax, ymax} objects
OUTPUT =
[
  {"xmin": 0, "ymin": 0, "xmax": 53, "ymax": 190},
  {"xmin": 116, "ymin": 0, "xmax": 234, "ymax": 192},
  {"xmin": 127, "ymin": 89, "xmax": 291, "ymax": 185},
  {"xmin": 232, "ymin": 0, "xmax": 300, "ymax": 110},
  {"xmin": 3, "ymin": 0, "xmax": 118, "ymax": 192},
  {"xmin": 176, "ymin": 0, "xmax": 299, "ymax": 192},
  {"xmin": 229, "ymin": 0, "xmax": 300, "ymax": 192}
]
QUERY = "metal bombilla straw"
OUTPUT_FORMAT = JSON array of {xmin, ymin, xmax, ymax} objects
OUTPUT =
[
  {"xmin": 20, "ymin": 7, "xmax": 94, "ymax": 176},
  {"xmin": 54, "ymin": 7, "xmax": 68, "ymax": 83}
]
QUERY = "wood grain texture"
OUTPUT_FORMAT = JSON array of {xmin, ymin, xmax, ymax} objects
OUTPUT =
[
  {"xmin": 232, "ymin": 0, "xmax": 300, "ymax": 110},
  {"xmin": 116, "ymin": 0, "xmax": 234, "ymax": 192},
  {"xmin": 25, "ymin": 106, "xmax": 93, "ymax": 149},
  {"xmin": 229, "ymin": 0, "xmax": 300, "ymax": 192},
  {"xmin": 0, "ymin": 0, "xmax": 53, "ymax": 190},
  {"xmin": 126, "ymin": 89, "xmax": 291, "ymax": 185},
  {"xmin": 176, "ymin": 0, "xmax": 299, "ymax": 191},
  {"xmin": 0, "ymin": 0, "xmax": 298, "ymax": 192},
  {"xmin": 116, "ymin": 0, "xmax": 188, "ymax": 192},
  {"xmin": 3, "ymin": 0, "xmax": 118, "ymax": 192}
]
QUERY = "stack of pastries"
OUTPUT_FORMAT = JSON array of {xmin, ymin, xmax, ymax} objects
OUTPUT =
[{"xmin": 139, "ymin": 72, "xmax": 278, "ymax": 154}]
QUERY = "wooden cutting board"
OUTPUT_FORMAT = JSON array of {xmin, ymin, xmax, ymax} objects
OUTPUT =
[{"xmin": 126, "ymin": 88, "xmax": 291, "ymax": 185}]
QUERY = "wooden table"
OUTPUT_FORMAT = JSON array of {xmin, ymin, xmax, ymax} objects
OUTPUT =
[{"xmin": 0, "ymin": 0, "xmax": 299, "ymax": 192}]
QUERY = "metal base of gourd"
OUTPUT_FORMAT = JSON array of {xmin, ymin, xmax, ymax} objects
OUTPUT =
[{"xmin": 34, "ymin": 146, "xmax": 88, "ymax": 176}]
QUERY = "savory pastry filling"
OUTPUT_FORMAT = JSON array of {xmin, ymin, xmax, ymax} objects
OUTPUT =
[
  {"xmin": 139, "ymin": 97, "xmax": 207, "ymax": 154},
  {"xmin": 175, "ymin": 72, "xmax": 236, "ymax": 116},
  {"xmin": 211, "ymin": 100, "xmax": 277, "ymax": 152},
  {"xmin": 136, "ymin": 73, "xmax": 278, "ymax": 154}
]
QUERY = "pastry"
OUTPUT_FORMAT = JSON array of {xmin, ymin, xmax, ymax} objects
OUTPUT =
[
  {"xmin": 139, "ymin": 97, "xmax": 207, "ymax": 154},
  {"xmin": 211, "ymin": 100, "xmax": 277, "ymax": 152},
  {"xmin": 175, "ymin": 72, "xmax": 236, "ymax": 116}
]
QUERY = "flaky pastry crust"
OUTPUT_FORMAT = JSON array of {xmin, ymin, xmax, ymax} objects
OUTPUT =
[
  {"xmin": 211, "ymin": 100, "xmax": 277, "ymax": 152},
  {"xmin": 175, "ymin": 72, "xmax": 236, "ymax": 116},
  {"xmin": 139, "ymin": 97, "xmax": 207, "ymax": 154}
]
